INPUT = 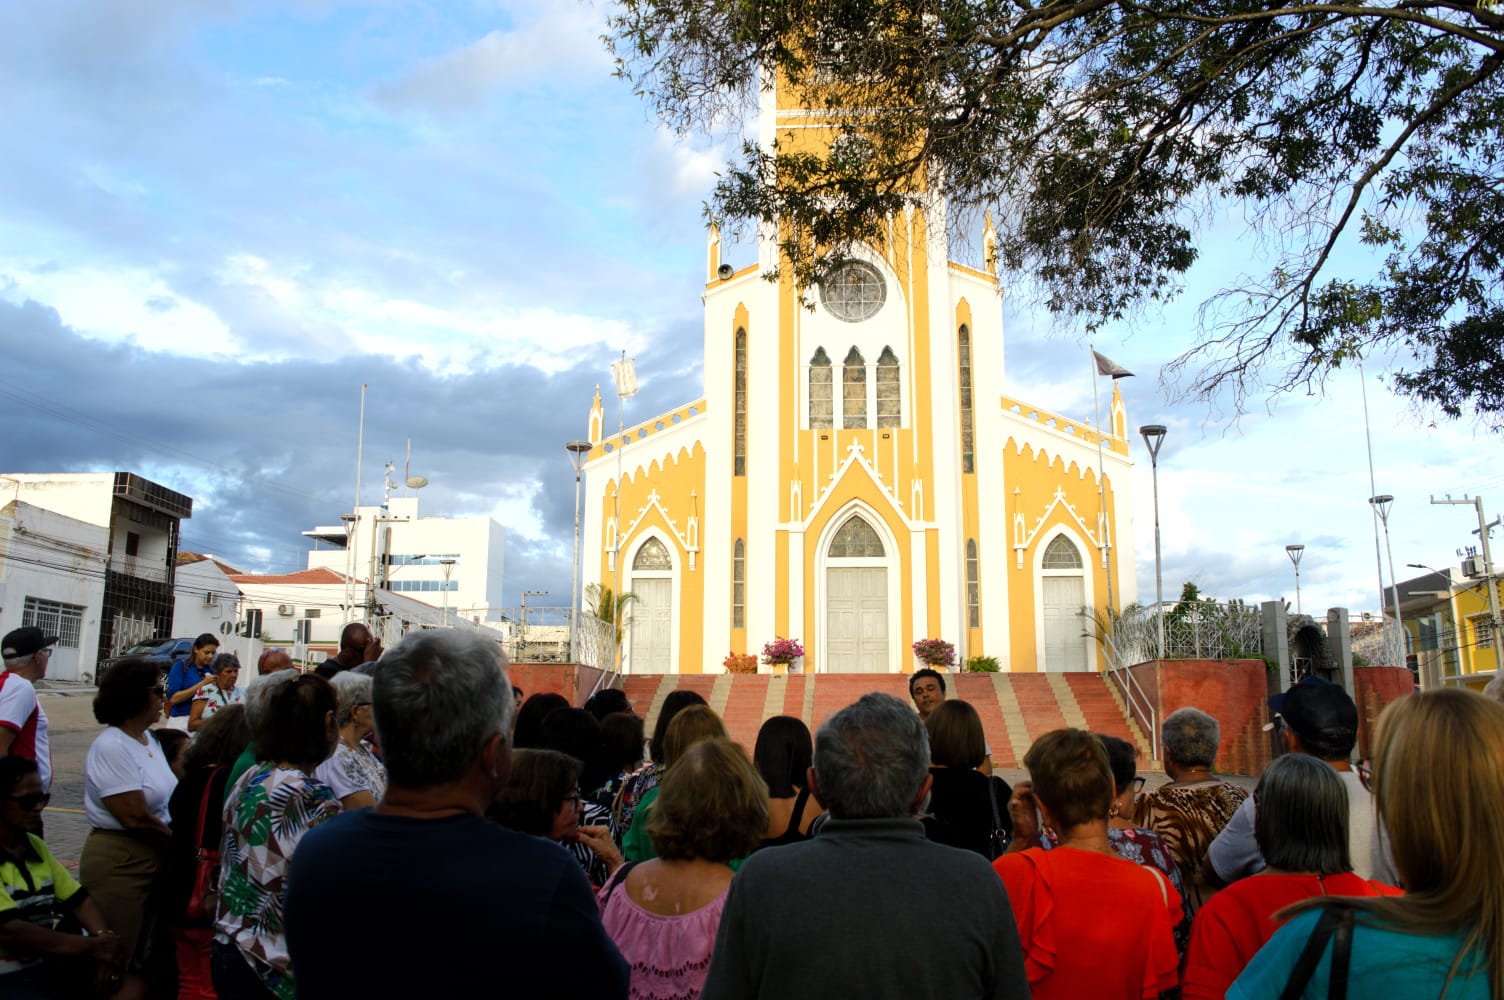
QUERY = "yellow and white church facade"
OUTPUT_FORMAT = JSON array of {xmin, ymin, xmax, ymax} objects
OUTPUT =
[{"xmin": 578, "ymin": 77, "xmax": 1137, "ymax": 676}]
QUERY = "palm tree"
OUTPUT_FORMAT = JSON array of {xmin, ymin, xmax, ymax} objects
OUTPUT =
[{"xmin": 585, "ymin": 583, "xmax": 637, "ymax": 664}]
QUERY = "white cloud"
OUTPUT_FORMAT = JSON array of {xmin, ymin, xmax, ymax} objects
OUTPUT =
[{"xmin": 373, "ymin": 8, "xmax": 612, "ymax": 113}]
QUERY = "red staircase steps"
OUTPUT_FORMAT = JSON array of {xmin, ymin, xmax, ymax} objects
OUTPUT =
[
  {"xmin": 950, "ymin": 673, "xmax": 1020, "ymax": 768},
  {"xmin": 1008, "ymin": 674, "xmax": 1069, "ymax": 745},
  {"xmin": 619, "ymin": 675, "xmax": 663, "ymax": 718},
  {"xmin": 719, "ymin": 673, "xmax": 771, "ymax": 752},
  {"xmin": 1063, "ymin": 673, "xmax": 1147, "ymax": 752}
]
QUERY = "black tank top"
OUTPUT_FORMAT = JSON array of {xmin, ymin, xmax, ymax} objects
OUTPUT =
[{"xmin": 760, "ymin": 787, "xmax": 813, "ymax": 848}]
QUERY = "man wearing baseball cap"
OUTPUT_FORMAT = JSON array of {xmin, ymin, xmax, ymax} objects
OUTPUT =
[
  {"xmin": 0, "ymin": 626, "xmax": 57, "ymax": 796},
  {"xmin": 1206, "ymin": 676, "xmax": 1399, "ymax": 885}
]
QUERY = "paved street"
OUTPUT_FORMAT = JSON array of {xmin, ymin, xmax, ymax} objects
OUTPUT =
[{"xmin": 36, "ymin": 681, "xmax": 105, "ymax": 871}]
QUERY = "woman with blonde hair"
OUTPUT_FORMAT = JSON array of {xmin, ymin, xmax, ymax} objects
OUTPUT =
[
  {"xmin": 622, "ymin": 705, "xmax": 727, "ymax": 862},
  {"xmin": 1231, "ymin": 689, "xmax": 1503, "ymax": 999},
  {"xmin": 600, "ymin": 739, "xmax": 768, "ymax": 1000}
]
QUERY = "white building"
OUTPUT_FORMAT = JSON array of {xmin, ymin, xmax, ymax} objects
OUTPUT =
[
  {"xmin": 301, "ymin": 497, "xmax": 506, "ymax": 622},
  {"xmin": 0, "ymin": 473, "xmax": 194, "ymax": 682}
]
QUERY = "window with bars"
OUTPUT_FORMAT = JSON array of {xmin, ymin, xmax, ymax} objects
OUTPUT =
[
  {"xmin": 876, "ymin": 346, "xmax": 900, "ymax": 428},
  {"xmin": 809, "ymin": 348, "xmax": 833, "ymax": 429},
  {"xmin": 734, "ymin": 328, "xmax": 747, "ymax": 476},
  {"xmin": 829, "ymin": 515, "xmax": 885, "ymax": 557},
  {"xmin": 843, "ymin": 347, "xmax": 867, "ymax": 429},
  {"xmin": 22, "ymin": 597, "xmax": 84, "ymax": 649},
  {"xmin": 634, "ymin": 538, "xmax": 672, "ymax": 570},
  {"xmin": 966, "ymin": 539, "xmax": 980, "ymax": 628},
  {"xmin": 1470, "ymin": 614, "xmax": 1495, "ymax": 650},
  {"xmin": 732, "ymin": 539, "xmax": 745, "ymax": 629},
  {"xmin": 1042, "ymin": 536, "xmax": 1083, "ymax": 569},
  {"xmin": 958, "ymin": 325, "xmax": 975, "ymax": 473}
]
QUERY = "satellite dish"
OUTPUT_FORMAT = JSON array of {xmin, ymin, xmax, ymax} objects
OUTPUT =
[{"xmin": 405, "ymin": 476, "xmax": 429, "ymax": 490}]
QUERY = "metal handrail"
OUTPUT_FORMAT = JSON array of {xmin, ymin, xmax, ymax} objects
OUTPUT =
[{"xmin": 1099, "ymin": 628, "xmax": 1159, "ymax": 762}]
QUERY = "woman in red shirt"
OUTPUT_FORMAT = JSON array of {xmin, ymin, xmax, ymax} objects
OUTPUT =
[
  {"xmin": 994, "ymin": 729, "xmax": 1182, "ymax": 999},
  {"xmin": 1182, "ymin": 752, "xmax": 1400, "ymax": 999}
]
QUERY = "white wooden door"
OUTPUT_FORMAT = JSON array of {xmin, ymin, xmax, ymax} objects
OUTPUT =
[
  {"xmin": 827, "ymin": 567, "xmax": 887, "ymax": 672},
  {"xmin": 1042, "ymin": 576, "xmax": 1086, "ymax": 671},
  {"xmin": 632, "ymin": 578, "xmax": 672, "ymax": 673}
]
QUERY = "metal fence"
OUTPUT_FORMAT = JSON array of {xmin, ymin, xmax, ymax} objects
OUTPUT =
[
  {"xmin": 489, "ymin": 606, "xmax": 617, "ymax": 671},
  {"xmin": 1097, "ymin": 600, "xmax": 1266, "ymax": 663}
]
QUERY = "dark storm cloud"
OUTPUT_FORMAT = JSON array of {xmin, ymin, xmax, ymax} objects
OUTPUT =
[{"xmin": 0, "ymin": 298, "xmax": 704, "ymax": 604}]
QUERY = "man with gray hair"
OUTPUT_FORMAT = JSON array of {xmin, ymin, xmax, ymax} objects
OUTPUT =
[
  {"xmin": 702, "ymin": 692, "xmax": 1028, "ymax": 1000},
  {"xmin": 285, "ymin": 629, "xmax": 627, "ymax": 999}
]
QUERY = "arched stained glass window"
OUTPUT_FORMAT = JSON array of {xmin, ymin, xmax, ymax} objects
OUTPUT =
[
  {"xmin": 843, "ymin": 346, "xmax": 867, "ymax": 429},
  {"xmin": 958, "ymin": 325, "xmax": 975, "ymax": 473},
  {"xmin": 966, "ymin": 538, "xmax": 980, "ymax": 628},
  {"xmin": 633, "ymin": 538, "xmax": 672, "ymax": 571},
  {"xmin": 876, "ymin": 346, "xmax": 900, "ymax": 428},
  {"xmin": 734, "ymin": 328, "xmax": 747, "ymax": 476},
  {"xmin": 732, "ymin": 538, "xmax": 745, "ymax": 629},
  {"xmin": 1042, "ymin": 536, "xmax": 1083, "ymax": 569},
  {"xmin": 809, "ymin": 347, "xmax": 833, "ymax": 430},
  {"xmin": 829, "ymin": 515, "xmax": 885, "ymax": 557}
]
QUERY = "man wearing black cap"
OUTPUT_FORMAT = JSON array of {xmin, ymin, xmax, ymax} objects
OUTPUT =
[
  {"xmin": 1206, "ymin": 676, "xmax": 1398, "ymax": 885},
  {"xmin": 0, "ymin": 626, "xmax": 56, "ymax": 796}
]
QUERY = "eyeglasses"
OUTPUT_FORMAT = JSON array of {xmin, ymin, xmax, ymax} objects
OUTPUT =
[
  {"xmin": 564, "ymin": 792, "xmax": 583, "ymax": 812},
  {"xmin": 6, "ymin": 792, "xmax": 50, "ymax": 810},
  {"xmin": 1130, "ymin": 776, "xmax": 1146, "ymax": 794}
]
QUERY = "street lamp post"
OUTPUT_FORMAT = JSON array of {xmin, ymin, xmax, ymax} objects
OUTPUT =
[
  {"xmin": 566, "ymin": 440, "xmax": 593, "ymax": 663},
  {"xmin": 1369, "ymin": 495, "xmax": 1407, "ymax": 677},
  {"xmin": 439, "ymin": 558, "xmax": 456, "ymax": 627},
  {"xmin": 1139, "ymin": 425, "xmax": 1168, "ymax": 661},
  {"xmin": 1285, "ymin": 544, "xmax": 1305, "ymax": 615}
]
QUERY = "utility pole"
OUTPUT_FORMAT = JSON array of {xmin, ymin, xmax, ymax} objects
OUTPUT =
[{"xmin": 1431, "ymin": 495, "xmax": 1504, "ymax": 680}]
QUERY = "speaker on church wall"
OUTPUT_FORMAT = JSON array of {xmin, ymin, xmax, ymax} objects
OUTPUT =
[{"xmin": 717, "ymin": 263, "xmax": 734, "ymax": 280}]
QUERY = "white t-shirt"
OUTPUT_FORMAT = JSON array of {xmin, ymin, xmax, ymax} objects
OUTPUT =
[
  {"xmin": 83, "ymin": 726, "xmax": 178, "ymax": 828},
  {"xmin": 0, "ymin": 671, "xmax": 49, "ymax": 791},
  {"xmin": 1206, "ymin": 764, "xmax": 1400, "ymax": 885}
]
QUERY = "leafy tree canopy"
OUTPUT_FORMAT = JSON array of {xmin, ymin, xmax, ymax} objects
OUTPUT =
[{"xmin": 605, "ymin": 0, "xmax": 1504, "ymax": 427}]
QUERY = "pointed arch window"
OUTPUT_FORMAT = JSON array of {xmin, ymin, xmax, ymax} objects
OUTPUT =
[
  {"xmin": 734, "ymin": 328, "xmax": 747, "ymax": 476},
  {"xmin": 966, "ymin": 538, "xmax": 980, "ymax": 628},
  {"xmin": 1042, "ymin": 535, "xmax": 1083, "ymax": 569},
  {"xmin": 842, "ymin": 346, "xmax": 867, "ymax": 429},
  {"xmin": 876, "ymin": 346, "xmax": 900, "ymax": 428},
  {"xmin": 732, "ymin": 538, "xmax": 746, "ymax": 629},
  {"xmin": 829, "ymin": 515, "xmax": 885, "ymax": 557},
  {"xmin": 958, "ymin": 325, "xmax": 975, "ymax": 473},
  {"xmin": 809, "ymin": 347, "xmax": 833, "ymax": 429},
  {"xmin": 634, "ymin": 538, "xmax": 672, "ymax": 571}
]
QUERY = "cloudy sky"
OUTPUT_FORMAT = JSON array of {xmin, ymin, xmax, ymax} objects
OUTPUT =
[{"xmin": 3, "ymin": 1, "xmax": 1498, "ymax": 624}]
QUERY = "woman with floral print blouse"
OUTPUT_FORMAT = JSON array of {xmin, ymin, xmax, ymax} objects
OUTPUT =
[{"xmin": 213, "ymin": 673, "xmax": 340, "ymax": 1000}]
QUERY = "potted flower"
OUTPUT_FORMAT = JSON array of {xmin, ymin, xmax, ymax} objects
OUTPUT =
[
  {"xmin": 761, "ymin": 637, "xmax": 805, "ymax": 675},
  {"xmin": 912, "ymin": 638, "xmax": 956, "ymax": 671},
  {"xmin": 723, "ymin": 651, "xmax": 758, "ymax": 674}
]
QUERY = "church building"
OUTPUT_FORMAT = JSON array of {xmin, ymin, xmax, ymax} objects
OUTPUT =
[{"xmin": 578, "ymin": 70, "xmax": 1137, "ymax": 676}]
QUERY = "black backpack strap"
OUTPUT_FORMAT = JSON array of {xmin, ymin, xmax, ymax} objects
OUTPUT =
[
  {"xmin": 1328, "ymin": 906, "xmax": 1354, "ymax": 1000},
  {"xmin": 1279, "ymin": 903, "xmax": 1353, "ymax": 1000},
  {"xmin": 602, "ymin": 860, "xmax": 638, "ymax": 905}
]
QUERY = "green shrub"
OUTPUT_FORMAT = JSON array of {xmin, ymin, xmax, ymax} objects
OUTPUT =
[{"xmin": 966, "ymin": 655, "xmax": 1000, "ymax": 673}]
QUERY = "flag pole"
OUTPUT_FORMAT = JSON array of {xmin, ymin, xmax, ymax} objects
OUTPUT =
[{"xmin": 1091, "ymin": 346, "xmax": 1114, "ymax": 618}]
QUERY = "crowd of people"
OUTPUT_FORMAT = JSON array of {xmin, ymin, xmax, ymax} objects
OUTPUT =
[{"xmin": 1, "ymin": 621, "xmax": 1502, "ymax": 999}]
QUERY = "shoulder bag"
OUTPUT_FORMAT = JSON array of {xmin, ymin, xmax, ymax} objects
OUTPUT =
[
  {"xmin": 184, "ymin": 766, "xmax": 227, "ymax": 922},
  {"xmin": 985, "ymin": 778, "xmax": 1010, "ymax": 860}
]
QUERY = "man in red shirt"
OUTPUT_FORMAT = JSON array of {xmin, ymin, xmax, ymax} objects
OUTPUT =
[{"xmin": 0, "ymin": 627, "xmax": 56, "ymax": 797}]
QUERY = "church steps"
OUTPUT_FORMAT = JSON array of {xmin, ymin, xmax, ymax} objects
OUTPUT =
[{"xmin": 611, "ymin": 672, "xmax": 1144, "ymax": 771}]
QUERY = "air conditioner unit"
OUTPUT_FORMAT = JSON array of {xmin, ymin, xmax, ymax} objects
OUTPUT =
[
  {"xmin": 202, "ymin": 592, "xmax": 219, "ymax": 608},
  {"xmin": 1463, "ymin": 557, "xmax": 1486, "ymax": 579},
  {"xmin": 277, "ymin": 604, "xmax": 297, "ymax": 616}
]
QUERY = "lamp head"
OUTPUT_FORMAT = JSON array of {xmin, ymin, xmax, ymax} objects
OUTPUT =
[{"xmin": 1138, "ymin": 424, "xmax": 1167, "ymax": 461}]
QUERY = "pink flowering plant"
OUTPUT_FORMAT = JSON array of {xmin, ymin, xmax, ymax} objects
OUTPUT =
[
  {"xmin": 723, "ymin": 651, "xmax": 758, "ymax": 674},
  {"xmin": 912, "ymin": 638, "xmax": 956, "ymax": 667},
  {"xmin": 761, "ymin": 637, "xmax": 806, "ymax": 665}
]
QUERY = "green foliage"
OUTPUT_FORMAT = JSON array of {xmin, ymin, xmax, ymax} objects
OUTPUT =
[
  {"xmin": 606, "ymin": 0, "xmax": 1504, "ymax": 428},
  {"xmin": 966, "ymin": 655, "xmax": 1001, "ymax": 673},
  {"xmin": 585, "ymin": 583, "xmax": 637, "ymax": 648}
]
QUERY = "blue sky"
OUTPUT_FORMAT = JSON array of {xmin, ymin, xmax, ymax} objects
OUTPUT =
[{"xmin": 2, "ymin": 0, "xmax": 1498, "ymax": 624}]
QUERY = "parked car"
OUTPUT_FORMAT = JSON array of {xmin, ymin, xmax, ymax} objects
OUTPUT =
[{"xmin": 96, "ymin": 637, "xmax": 196, "ymax": 685}]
